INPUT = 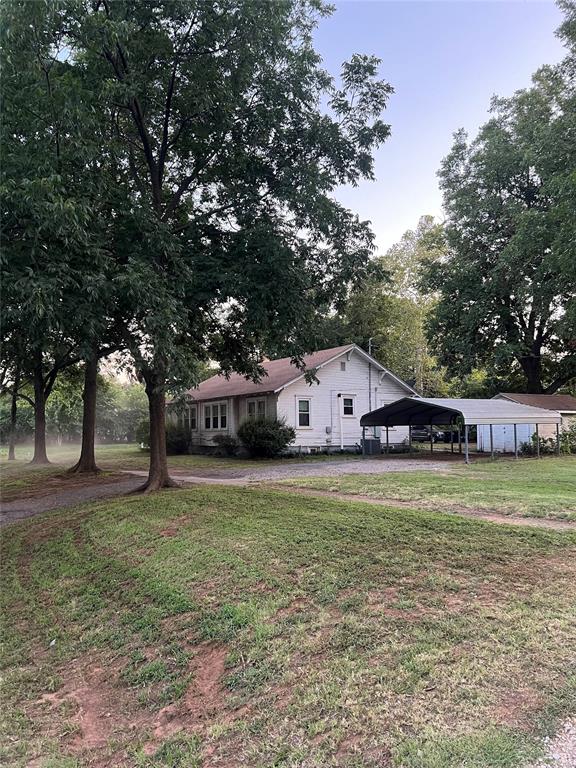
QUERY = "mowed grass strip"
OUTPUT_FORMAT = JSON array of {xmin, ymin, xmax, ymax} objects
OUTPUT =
[
  {"xmin": 280, "ymin": 456, "xmax": 576, "ymax": 521},
  {"xmin": 1, "ymin": 487, "xmax": 576, "ymax": 767}
]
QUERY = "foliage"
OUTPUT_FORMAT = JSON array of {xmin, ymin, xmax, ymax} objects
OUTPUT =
[
  {"xmin": 165, "ymin": 425, "xmax": 189, "ymax": 456},
  {"xmin": 212, "ymin": 434, "xmax": 240, "ymax": 457},
  {"xmin": 308, "ymin": 216, "xmax": 451, "ymax": 395},
  {"xmin": 237, "ymin": 417, "xmax": 296, "ymax": 458},
  {"xmin": 426, "ymin": 15, "xmax": 576, "ymax": 394}
]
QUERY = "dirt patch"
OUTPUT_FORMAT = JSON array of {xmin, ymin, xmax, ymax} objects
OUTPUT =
[
  {"xmin": 491, "ymin": 687, "xmax": 545, "ymax": 731},
  {"xmin": 143, "ymin": 643, "xmax": 229, "ymax": 752},
  {"xmin": 27, "ymin": 642, "xmax": 242, "ymax": 766},
  {"xmin": 274, "ymin": 596, "xmax": 309, "ymax": 619},
  {"xmin": 1, "ymin": 470, "xmax": 126, "ymax": 503}
]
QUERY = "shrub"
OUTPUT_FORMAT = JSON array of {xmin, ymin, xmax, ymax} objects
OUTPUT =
[
  {"xmin": 237, "ymin": 417, "xmax": 296, "ymax": 458},
  {"xmin": 561, "ymin": 421, "xmax": 576, "ymax": 454},
  {"xmin": 166, "ymin": 424, "xmax": 189, "ymax": 455},
  {"xmin": 212, "ymin": 434, "xmax": 240, "ymax": 457},
  {"xmin": 520, "ymin": 434, "xmax": 557, "ymax": 456}
]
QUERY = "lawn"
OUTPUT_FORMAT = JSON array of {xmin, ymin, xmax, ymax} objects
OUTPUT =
[
  {"xmin": 1, "ymin": 486, "xmax": 576, "ymax": 767},
  {"xmin": 280, "ymin": 456, "xmax": 576, "ymax": 521}
]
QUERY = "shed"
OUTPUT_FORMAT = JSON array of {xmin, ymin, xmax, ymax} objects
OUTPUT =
[{"xmin": 360, "ymin": 397, "xmax": 562, "ymax": 461}]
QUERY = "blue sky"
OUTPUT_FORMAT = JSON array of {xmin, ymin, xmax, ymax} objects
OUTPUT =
[{"xmin": 313, "ymin": 0, "xmax": 566, "ymax": 252}]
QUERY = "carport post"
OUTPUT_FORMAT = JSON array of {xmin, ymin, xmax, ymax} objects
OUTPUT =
[
  {"xmin": 490, "ymin": 424, "xmax": 494, "ymax": 460},
  {"xmin": 556, "ymin": 423, "xmax": 561, "ymax": 456},
  {"xmin": 514, "ymin": 424, "xmax": 518, "ymax": 459},
  {"xmin": 458, "ymin": 427, "xmax": 462, "ymax": 455},
  {"xmin": 450, "ymin": 428, "xmax": 454, "ymax": 454},
  {"xmin": 408, "ymin": 424, "xmax": 412, "ymax": 456},
  {"xmin": 386, "ymin": 426, "xmax": 389, "ymax": 454},
  {"xmin": 536, "ymin": 424, "xmax": 540, "ymax": 458},
  {"xmin": 430, "ymin": 423, "xmax": 434, "ymax": 454},
  {"xmin": 464, "ymin": 425, "xmax": 470, "ymax": 464},
  {"xmin": 362, "ymin": 426, "xmax": 366, "ymax": 457}
]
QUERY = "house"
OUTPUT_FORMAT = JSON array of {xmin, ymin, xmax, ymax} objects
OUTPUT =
[
  {"xmin": 174, "ymin": 344, "xmax": 417, "ymax": 452},
  {"xmin": 477, "ymin": 393, "xmax": 576, "ymax": 452}
]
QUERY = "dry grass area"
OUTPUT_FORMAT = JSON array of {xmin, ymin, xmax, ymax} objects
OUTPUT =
[
  {"xmin": 279, "ymin": 456, "xmax": 576, "ymax": 521},
  {"xmin": 1, "ymin": 486, "xmax": 576, "ymax": 768}
]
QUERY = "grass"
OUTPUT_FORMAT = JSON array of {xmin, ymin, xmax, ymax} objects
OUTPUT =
[
  {"xmin": 280, "ymin": 456, "xmax": 576, "ymax": 521},
  {"xmin": 1, "ymin": 485, "xmax": 576, "ymax": 767}
]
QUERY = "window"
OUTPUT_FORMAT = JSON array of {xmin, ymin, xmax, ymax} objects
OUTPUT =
[
  {"xmin": 189, "ymin": 406, "xmax": 197, "ymax": 431},
  {"xmin": 298, "ymin": 399, "xmax": 311, "ymax": 427},
  {"xmin": 342, "ymin": 397, "xmax": 354, "ymax": 416},
  {"xmin": 205, "ymin": 402, "xmax": 227, "ymax": 430},
  {"xmin": 340, "ymin": 361, "xmax": 346, "ymax": 371},
  {"xmin": 247, "ymin": 398, "xmax": 266, "ymax": 419}
]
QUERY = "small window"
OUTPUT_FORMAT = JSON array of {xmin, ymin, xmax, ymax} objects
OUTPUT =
[
  {"xmin": 247, "ymin": 400, "xmax": 256, "ymax": 419},
  {"xmin": 220, "ymin": 403, "xmax": 227, "ymax": 429},
  {"xmin": 189, "ymin": 406, "xmax": 197, "ymax": 431},
  {"xmin": 298, "ymin": 399, "xmax": 310, "ymax": 427},
  {"xmin": 212, "ymin": 404, "xmax": 219, "ymax": 429},
  {"xmin": 205, "ymin": 406, "xmax": 211, "ymax": 430},
  {"xmin": 247, "ymin": 399, "xmax": 266, "ymax": 419},
  {"xmin": 257, "ymin": 399, "xmax": 266, "ymax": 417},
  {"xmin": 343, "ymin": 397, "xmax": 354, "ymax": 416},
  {"xmin": 340, "ymin": 361, "xmax": 346, "ymax": 371}
]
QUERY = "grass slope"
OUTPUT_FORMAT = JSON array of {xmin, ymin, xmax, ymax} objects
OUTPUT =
[
  {"xmin": 1, "ymin": 487, "xmax": 576, "ymax": 767},
  {"xmin": 281, "ymin": 457, "xmax": 576, "ymax": 521}
]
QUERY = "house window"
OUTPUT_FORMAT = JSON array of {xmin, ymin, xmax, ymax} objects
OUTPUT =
[
  {"xmin": 189, "ymin": 406, "xmax": 197, "ymax": 431},
  {"xmin": 298, "ymin": 399, "xmax": 311, "ymax": 427},
  {"xmin": 342, "ymin": 397, "xmax": 354, "ymax": 416},
  {"xmin": 205, "ymin": 402, "xmax": 227, "ymax": 430},
  {"xmin": 247, "ymin": 398, "xmax": 266, "ymax": 419},
  {"xmin": 340, "ymin": 361, "xmax": 346, "ymax": 371}
]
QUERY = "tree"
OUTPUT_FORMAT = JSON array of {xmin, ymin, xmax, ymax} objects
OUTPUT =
[
  {"xmin": 426, "ymin": 10, "xmax": 576, "ymax": 393},
  {"xmin": 308, "ymin": 216, "xmax": 450, "ymax": 395},
  {"xmin": 62, "ymin": 0, "xmax": 392, "ymax": 490}
]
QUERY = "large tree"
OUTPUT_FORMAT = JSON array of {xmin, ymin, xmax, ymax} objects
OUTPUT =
[
  {"xmin": 426, "ymin": 11, "xmax": 576, "ymax": 393},
  {"xmin": 61, "ymin": 0, "xmax": 392, "ymax": 490}
]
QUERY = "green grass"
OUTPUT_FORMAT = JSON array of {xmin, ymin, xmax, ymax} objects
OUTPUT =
[
  {"xmin": 2, "ymin": 486, "xmax": 576, "ymax": 767},
  {"xmin": 280, "ymin": 456, "xmax": 576, "ymax": 521}
]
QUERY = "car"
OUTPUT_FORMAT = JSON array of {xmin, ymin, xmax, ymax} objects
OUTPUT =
[{"xmin": 410, "ymin": 425, "xmax": 445, "ymax": 443}]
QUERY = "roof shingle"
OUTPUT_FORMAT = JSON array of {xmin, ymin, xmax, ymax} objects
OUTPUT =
[
  {"xmin": 186, "ymin": 345, "xmax": 357, "ymax": 401},
  {"xmin": 498, "ymin": 393, "xmax": 576, "ymax": 412}
]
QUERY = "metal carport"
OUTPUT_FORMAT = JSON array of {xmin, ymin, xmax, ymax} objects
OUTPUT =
[{"xmin": 360, "ymin": 397, "xmax": 562, "ymax": 462}]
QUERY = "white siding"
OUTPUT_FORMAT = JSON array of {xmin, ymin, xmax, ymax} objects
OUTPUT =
[
  {"xmin": 275, "ymin": 349, "xmax": 410, "ymax": 449},
  {"xmin": 477, "ymin": 424, "xmax": 534, "ymax": 453}
]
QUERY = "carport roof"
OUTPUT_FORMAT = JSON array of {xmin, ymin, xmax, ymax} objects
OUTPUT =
[{"xmin": 360, "ymin": 397, "xmax": 562, "ymax": 427}]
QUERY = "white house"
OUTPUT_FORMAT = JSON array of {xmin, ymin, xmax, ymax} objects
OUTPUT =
[
  {"xmin": 477, "ymin": 393, "xmax": 576, "ymax": 452},
  {"xmin": 174, "ymin": 344, "xmax": 417, "ymax": 452}
]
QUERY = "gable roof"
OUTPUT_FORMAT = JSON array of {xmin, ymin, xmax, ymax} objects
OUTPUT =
[
  {"xmin": 185, "ymin": 344, "xmax": 416, "ymax": 402},
  {"xmin": 496, "ymin": 393, "xmax": 576, "ymax": 413}
]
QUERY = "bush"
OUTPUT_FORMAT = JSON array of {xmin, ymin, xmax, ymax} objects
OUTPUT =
[
  {"xmin": 520, "ymin": 433, "xmax": 558, "ymax": 456},
  {"xmin": 560, "ymin": 421, "xmax": 576, "ymax": 454},
  {"xmin": 237, "ymin": 417, "xmax": 296, "ymax": 458},
  {"xmin": 212, "ymin": 434, "xmax": 240, "ymax": 457},
  {"xmin": 166, "ymin": 424, "xmax": 189, "ymax": 455}
]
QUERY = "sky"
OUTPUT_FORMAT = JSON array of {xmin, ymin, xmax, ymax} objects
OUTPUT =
[{"xmin": 313, "ymin": 0, "xmax": 566, "ymax": 253}]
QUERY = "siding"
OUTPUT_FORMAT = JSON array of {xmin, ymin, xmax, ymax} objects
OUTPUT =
[{"xmin": 275, "ymin": 349, "xmax": 410, "ymax": 449}]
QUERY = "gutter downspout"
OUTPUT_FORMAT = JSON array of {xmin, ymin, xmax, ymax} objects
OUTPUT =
[{"xmin": 337, "ymin": 393, "xmax": 344, "ymax": 450}]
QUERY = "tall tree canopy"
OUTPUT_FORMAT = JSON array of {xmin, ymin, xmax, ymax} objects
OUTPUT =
[
  {"xmin": 426, "ymin": 8, "xmax": 576, "ymax": 394},
  {"xmin": 55, "ymin": 0, "xmax": 392, "ymax": 489}
]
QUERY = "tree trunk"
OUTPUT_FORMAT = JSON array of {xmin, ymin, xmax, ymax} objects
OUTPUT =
[
  {"xmin": 69, "ymin": 355, "xmax": 100, "ymax": 473},
  {"xmin": 7, "ymin": 368, "xmax": 19, "ymax": 461},
  {"xmin": 519, "ymin": 350, "xmax": 543, "ymax": 394},
  {"xmin": 135, "ymin": 371, "xmax": 178, "ymax": 493},
  {"xmin": 30, "ymin": 356, "xmax": 50, "ymax": 465}
]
